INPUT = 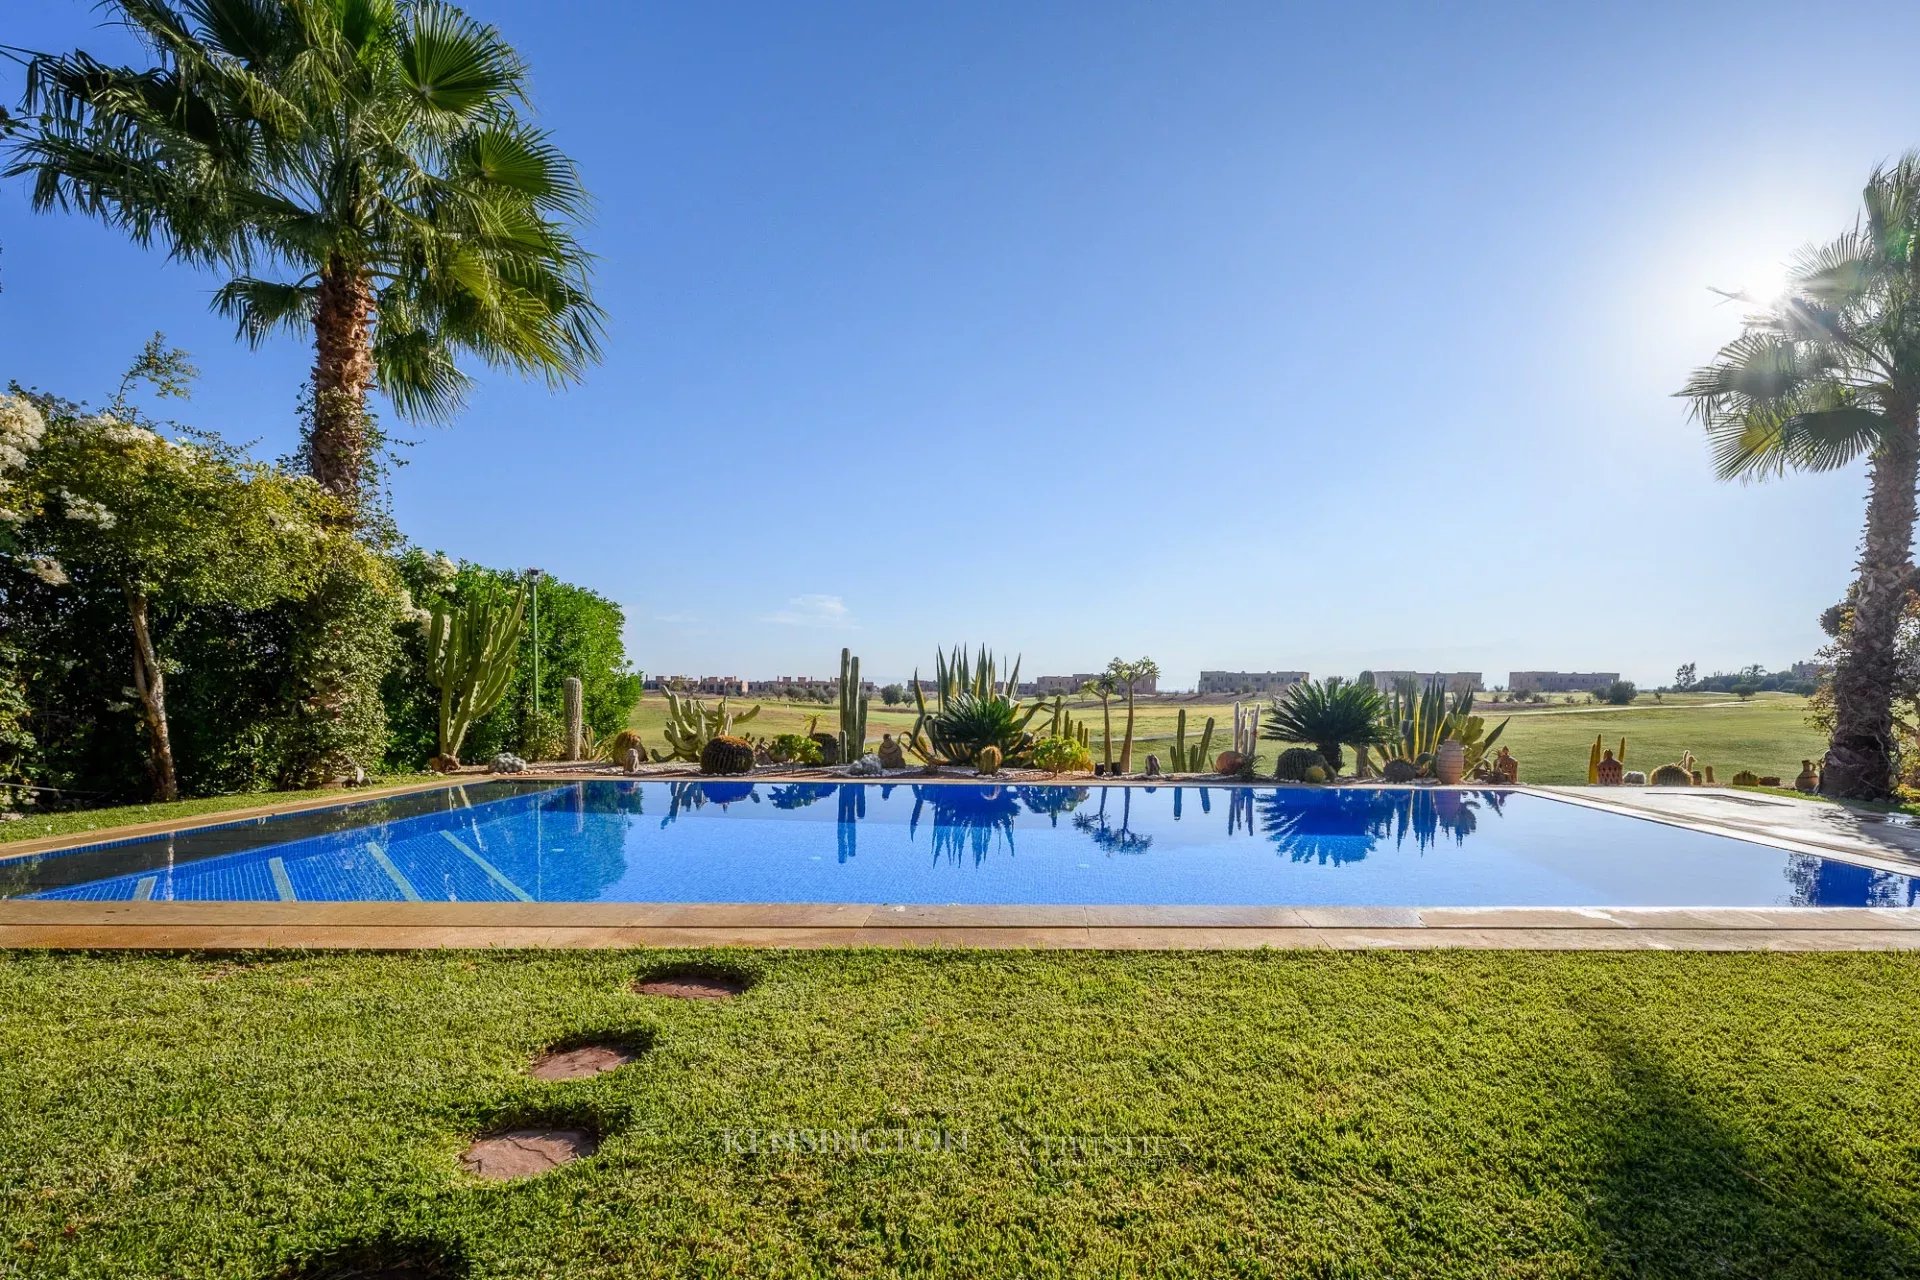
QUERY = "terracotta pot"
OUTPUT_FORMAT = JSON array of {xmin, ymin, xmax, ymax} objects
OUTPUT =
[
  {"xmin": 1596, "ymin": 751, "xmax": 1623, "ymax": 786},
  {"xmin": 1214, "ymin": 750, "xmax": 1249, "ymax": 775},
  {"xmin": 1435, "ymin": 740, "xmax": 1465, "ymax": 786}
]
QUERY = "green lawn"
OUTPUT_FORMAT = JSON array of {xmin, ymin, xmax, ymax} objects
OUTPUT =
[
  {"xmin": 0, "ymin": 774, "xmax": 438, "ymax": 846},
  {"xmin": 1491, "ymin": 694, "xmax": 1827, "ymax": 785},
  {"xmin": 0, "ymin": 949, "xmax": 1915, "ymax": 1277}
]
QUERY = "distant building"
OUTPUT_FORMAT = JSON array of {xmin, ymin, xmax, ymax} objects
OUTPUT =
[
  {"xmin": 1508, "ymin": 670, "xmax": 1618, "ymax": 694},
  {"xmin": 1367, "ymin": 670, "xmax": 1484, "ymax": 694},
  {"xmin": 744, "ymin": 676, "xmax": 876, "ymax": 697},
  {"xmin": 1197, "ymin": 670, "xmax": 1309, "ymax": 696},
  {"xmin": 1033, "ymin": 673, "xmax": 1127, "ymax": 696},
  {"xmin": 649, "ymin": 675, "xmax": 747, "ymax": 695},
  {"xmin": 1791, "ymin": 661, "xmax": 1831, "ymax": 681}
]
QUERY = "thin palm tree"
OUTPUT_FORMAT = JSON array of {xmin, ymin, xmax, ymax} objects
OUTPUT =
[
  {"xmin": 1678, "ymin": 154, "xmax": 1920, "ymax": 800},
  {"xmin": 8, "ymin": 0, "xmax": 603, "ymax": 512}
]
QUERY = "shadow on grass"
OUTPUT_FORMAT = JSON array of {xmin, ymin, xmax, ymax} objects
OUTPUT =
[
  {"xmin": 275, "ymin": 1232, "xmax": 468, "ymax": 1279},
  {"xmin": 1585, "ymin": 1026, "xmax": 1917, "ymax": 1278}
]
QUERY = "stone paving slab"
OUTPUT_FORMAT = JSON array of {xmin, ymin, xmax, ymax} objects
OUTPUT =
[{"xmin": 3, "ymin": 903, "xmax": 1919, "ymax": 951}]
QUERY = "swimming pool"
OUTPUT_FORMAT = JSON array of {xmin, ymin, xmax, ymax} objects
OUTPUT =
[{"xmin": 6, "ymin": 780, "xmax": 1916, "ymax": 908}]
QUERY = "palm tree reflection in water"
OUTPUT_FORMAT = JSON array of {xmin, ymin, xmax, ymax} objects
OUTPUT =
[
  {"xmin": 1072, "ymin": 787, "xmax": 1154, "ymax": 856},
  {"xmin": 1259, "ymin": 788, "xmax": 1507, "ymax": 864},
  {"xmin": 909, "ymin": 785, "xmax": 1021, "ymax": 866}
]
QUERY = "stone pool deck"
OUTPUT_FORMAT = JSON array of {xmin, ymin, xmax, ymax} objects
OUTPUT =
[{"xmin": 2, "ymin": 779, "xmax": 1918, "ymax": 951}]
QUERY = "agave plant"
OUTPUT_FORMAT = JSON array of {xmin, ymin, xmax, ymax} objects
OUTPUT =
[
  {"xmin": 1375, "ymin": 678, "xmax": 1509, "ymax": 777},
  {"xmin": 903, "ymin": 645, "xmax": 1034, "ymax": 764},
  {"xmin": 1262, "ymin": 677, "xmax": 1386, "ymax": 773},
  {"xmin": 925, "ymin": 692, "xmax": 1042, "ymax": 767}
]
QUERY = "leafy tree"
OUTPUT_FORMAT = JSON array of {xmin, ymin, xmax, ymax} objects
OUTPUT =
[
  {"xmin": 1677, "ymin": 155, "xmax": 1920, "ymax": 799},
  {"xmin": 879, "ymin": 683, "xmax": 906, "ymax": 707},
  {"xmin": 10, "ymin": 0, "xmax": 603, "ymax": 512},
  {"xmin": 1599, "ymin": 680, "xmax": 1638, "ymax": 706},
  {"xmin": 6, "ymin": 358, "xmax": 339, "ymax": 799},
  {"xmin": 1674, "ymin": 662, "xmax": 1697, "ymax": 691},
  {"xmin": 1103, "ymin": 656, "xmax": 1160, "ymax": 774},
  {"xmin": 1731, "ymin": 681, "xmax": 1759, "ymax": 701}
]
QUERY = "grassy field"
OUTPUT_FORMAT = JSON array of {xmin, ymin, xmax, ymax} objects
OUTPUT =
[
  {"xmin": 629, "ymin": 692, "xmax": 1827, "ymax": 785},
  {"xmin": 0, "ymin": 948, "xmax": 1915, "ymax": 1278}
]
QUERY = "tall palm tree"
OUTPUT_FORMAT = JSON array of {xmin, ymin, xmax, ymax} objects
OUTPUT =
[
  {"xmin": 8, "ymin": 0, "xmax": 603, "ymax": 511},
  {"xmin": 1678, "ymin": 155, "xmax": 1920, "ymax": 800}
]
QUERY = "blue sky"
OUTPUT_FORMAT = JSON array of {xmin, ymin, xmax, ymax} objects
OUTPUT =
[{"xmin": 3, "ymin": 0, "xmax": 1915, "ymax": 688}]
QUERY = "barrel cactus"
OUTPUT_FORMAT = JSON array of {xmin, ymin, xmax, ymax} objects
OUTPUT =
[
  {"xmin": 1649, "ymin": 763, "xmax": 1693, "ymax": 786},
  {"xmin": 1731, "ymin": 769, "xmax": 1761, "ymax": 786},
  {"xmin": 1303, "ymin": 764, "xmax": 1329, "ymax": 783},
  {"xmin": 810, "ymin": 732, "xmax": 843, "ymax": 766},
  {"xmin": 1275, "ymin": 746, "xmax": 1329, "ymax": 782},
  {"xmin": 976, "ymin": 745, "xmax": 1003, "ymax": 775},
  {"xmin": 700, "ymin": 735, "xmax": 756, "ymax": 776},
  {"xmin": 1382, "ymin": 759, "xmax": 1419, "ymax": 784}
]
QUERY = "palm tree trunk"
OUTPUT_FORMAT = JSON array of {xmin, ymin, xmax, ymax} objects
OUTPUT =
[
  {"xmin": 1100, "ymin": 698, "xmax": 1113, "ymax": 770},
  {"xmin": 1823, "ymin": 410, "xmax": 1919, "ymax": 800},
  {"xmin": 1119, "ymin": 687, "xmax": 1136, "ymax": 773},
  {"xmin": 127, "ymin": 588, "xmax": 178, "ymax": 803},
  {"xmin": 308, "ymin": 259, "xmax": 376, "ymax": 509}
]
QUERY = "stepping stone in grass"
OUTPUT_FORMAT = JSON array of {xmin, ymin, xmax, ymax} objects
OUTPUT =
[
  {"xmin": 460, "ymin": 1128, "xmax": 597, "ymax": 1180},
  {"xmin": 632, "ymin": 973, "xmax": 748, "ymax": 999},
  {"xmin": 529, "ymin": 1042, "xmax": 641, "ymax": 1080}
]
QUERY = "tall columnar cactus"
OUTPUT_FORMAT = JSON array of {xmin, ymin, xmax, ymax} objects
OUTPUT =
[
  {"xmin": 838, "ymin": 648, "xmax": 869, "ymax": 762},
  {"xmin": 1232, "ymin": 701, "xmax": 1261, "ymax": 757},
  {"xmin": 1167, "ymin": 708, "xmax": 1217, "ymax": 772},
  {"xmin": 426, "ymin": 583, "xmax": 527, "ymax": 766},
  {"xmin": 563, "ymin": 676, "xmax": 584, "ymax": 761},
  {"xmin": 650, "ymin": 690, "xmax": 762, "ymax": 763}
]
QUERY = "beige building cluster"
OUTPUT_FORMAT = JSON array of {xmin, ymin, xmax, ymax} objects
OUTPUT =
[
  {"xmin": 1197, "ymin": 670, "xmax": 1309, "ymax": 695},
  {"xmin": 1507, "ymin": 670, "xmax": 1618, "ymax": 694}
]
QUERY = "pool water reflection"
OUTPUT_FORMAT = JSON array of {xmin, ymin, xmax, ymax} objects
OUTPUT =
[{"xmin": 7, "ymin": 781, "xmax": 1916, "ymax": 908}]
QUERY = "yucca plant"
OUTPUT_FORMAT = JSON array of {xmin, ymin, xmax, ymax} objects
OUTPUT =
[
  {"xmin": 1262, "ymin": 677, "xmax": 1385, "ymax": 773},
  {"xmin": 925, "ymin": 692, "xmax": 1042, "ymax": 767}
]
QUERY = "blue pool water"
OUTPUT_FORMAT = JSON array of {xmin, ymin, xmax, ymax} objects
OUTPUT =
[{"xmin": 4, "ymin": 781, "xmax": 1916, "ymax": 908}]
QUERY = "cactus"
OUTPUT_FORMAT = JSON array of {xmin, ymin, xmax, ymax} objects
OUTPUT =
[
  {"xmin": 1649, "ymin": 763, "xmax": 1693, "ymax": 786},
  {"xmin": 700, "ymin": 735, "xmax": 755, "ymax": 775},
  {"xmin": 1231, "ymin": 701, "xmax": 1261, "ymax": 757},
  {"xmin": 1303, "ymin": 764, "xmax": 1329, "ymax": 784},
  {"xmin": 837, "ymin": 648, "xmax": 869, "ymax": 763},
  {"xmin": 1382, "ymin": 758, "xmax": 1418, "ymax": 784},
  {"xmin": 1276, "ymin": 746, "xmax": 1329, "ymax": 782},
  {"xmin": 563, "ymin": 676, "xmax": 584, "ymax": 760},
  {"xmin": 650, "ymin": 690, "xmax": 762, "ymax": 762},
  {"xmin": 810, "ymin": 731, "xmax": 842, "ymax": 765},
  {"xmin": 1731, "ymin": 769, "xmax": 1761, "ymax": 786},
  {"xmin": 1587, "ymin": 735, "xmax": 1603, "ymax": 785},
  {"xmin": 605, "ymin": 728, "xmax": 643, "ymax": 762},
  {"xmin": 976, "ymin": 745, "xmax": 1003, "ymax": 775},
  {"xmin": 425, "ymin": 583, "xmax": 527, "ymax": 766},
  {"xmin": 1166, "ymin": 708, "xmax": 1217, "ymax": 772}
]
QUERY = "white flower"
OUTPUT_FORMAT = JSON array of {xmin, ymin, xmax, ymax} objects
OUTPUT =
[
  {"xmin": 0, "ymin": 509, "xmax": 21, "ymax": 525},
  {"xmin": 25, "ymin": 555, "xmax": 68, "ymax": 586},
  {"xmin": 56, "ymin": 490, "xmax": 117, "ymax": 529},
  {"xmin": 85, "ymin": 413, "xmax": 159, "ymax": 447},
  {"xmin": 421, "ymin": 552, "xmax": 457, "ymax": 584},
  {"xmin": 0, "ymin": 396, "xmax": 46, "ymax": 468}
]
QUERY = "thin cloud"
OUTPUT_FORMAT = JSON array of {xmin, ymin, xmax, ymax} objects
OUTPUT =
[{"xmin": 759, "ymin": 594, "xmax": 856, "ymax": 628}]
